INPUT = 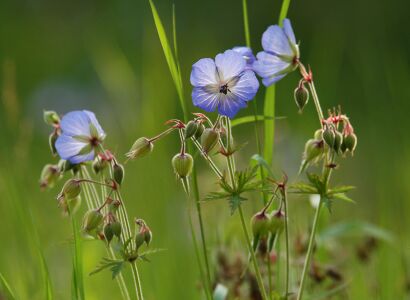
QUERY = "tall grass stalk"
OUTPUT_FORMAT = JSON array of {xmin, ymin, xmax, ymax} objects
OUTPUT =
[{"xmin": 148, "ymin": 0, "xmax": 213, "ymax": 296}]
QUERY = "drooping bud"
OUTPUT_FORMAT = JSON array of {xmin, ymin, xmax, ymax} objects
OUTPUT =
[
  {"xmin": 194, "ymin": 123, "xmax": 205, "ymax": 139},
  {"xmin": 333, "ymin": 131, "xmax": 343, "ymax": 153},
  {"xmin": 135, "ymin": 219, "xmax": 152, "ymax": 250},
  {"xmin": 82, "ymin": 209, "xmax": 103, "ymax": 232},
  {"xmin": 322, "ymin": 126, "xmax": 336, "ymax": 148},
  {"xmin": 60, "ymin": 179, "xmax": 81, "ymax": 200},
  {"xmin": 200, "ymin": 128, "xmax": 219, "ymax": 153},
  {"xmin": 294, "ymin": 83, "xmax": 309, "ymax": 112},
  {"xmin": 111, "ymin": 221, "xmax": 122, "ymax": 238},
  {"xmin": 172, "ymin": 153, "xmax": 194, "ymax": 178},
  {"xmin": 126, "ymin": 137, "xmax": 153, "ymax": 160},
  {"xmin": 108, "ymin": 199, "xmax": 121, "ymax": 213},
  {"xmin": 314, "ymin": 129, "xmax": 323, "ymax": 140},
  {"xmin": 49, "ymin": 131, "xmax": 58, "ymax": 156},
  {"xmin": 103, "ymin": 223, "xmax": 114, "ymax": 243},
  {"xmin": 57, "ymin": 196, "xmax": 81, "ymax": 216},
  {"xmin": 113, "ymin": 163, "xmax": 125, "ymax": 185},
  {"xmin": 304, "ymin": 139, "xmax": 323, "ymax": 162},
  {"xmin": 251, "ymin": 211, "xmax": 271, "ymax": 238},
  {"xmin": 39, "ymin": 164, "xmax": 61, "ymax": 189},
  {"xmin": 269, "ymin": 210, "xmax": 285, "ymax": 235},
  {"xmin": 341, "ymin": 133, "xmax": 357, "ymax": 154},
  {"xmin": 92, "ymin": 158, "xmax": 108, "ymax": 174},
  {"xmin": 43, "ymin": 110, "xmax": 60, "ymax": 126},
  {"xmin": 184, "ymin": 120, "xmax": 199, "ymax": 139}
]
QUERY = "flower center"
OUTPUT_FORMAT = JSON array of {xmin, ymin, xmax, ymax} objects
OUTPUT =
[
  {"xmin": 219, "ymin": 84, "xmax": 230, "ymax": 95},
  {"xmin": 89, "ymin": 136, "xmax": 100, "ymax": 147}
]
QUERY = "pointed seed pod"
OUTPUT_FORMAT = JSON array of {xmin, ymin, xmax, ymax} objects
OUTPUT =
[
  {"xmin": 194, "ymin": 123, "xmax": 205, "ymax": 139},
  {"xmin": 82, "ymin": 209, "xmax": 103, "ymax": 232},
  {"xmin": 294, "ymin": 84, "xmax": 309, "ymax": 112},
  {"xmin": 269, "ymin": 210, "xmax": 285, "ymax": 235},
  {"xmin": 135, "ymin": 232, "xmax": 145, "ymax": 250},
  {"xmin": 43, "ymin": 110, "xmax": 60, "ymax": 126},
  {"xmin": 201, "ymin": 128, "xmax": 219, "ymax": 153},
  {"xmin": 92, "ymin": 158, "xmax": 107, "ymax": 174},
  {"xmin": 314, "ymin": 129, "xmax": 323, "ymax": 140},
  {"xmin": 322, "ymin": 126, "xmax": 336, "ymax": 148},
  {"xmin": 304, "ymin": 139, "xmax": 323, "ymax": 162},
  {"xmin": 126, "ymin": 137, "xmax": 153, "ymax": 159},
  {"xmin": 61, "ymin": 179, "xmax": 81, "ymax": 199},
  {"xmin": 103, "ymin": 223, "xmax": 114, "ymax": 243},
  {"xmin": 40, "ymin": 164, "xmax": 60, "ymax": 189},
  {"xmin": 333, "ymin": 131, "xmax": 343, "ymax": 153},
  {"xmin": 172, "ymin": 153, "xmax": 194, "ymax": 178},
  {"xmin": 342, "ymin": 133, "xmax": 357, "ymax": 154},
  {"xmin": 251, "ymin": 211, "xmax": 271, "ymax": 238},
  {"xmin": 111, "ymin": 221, "xmax": 122, "ymax": 238},
  {"xmin": 49, "ymin": 132, "xmax": 58, "ymax": 156},
  {"xmin": 184, "ymin": 120, "xmax": 199, "ymax": 139},
  {"xmin": 113, "ymin": 163, "xmax": 125, "ymax": 185}
]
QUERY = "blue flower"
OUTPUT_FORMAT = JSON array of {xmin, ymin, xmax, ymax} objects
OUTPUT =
[
  {"xmin": 55, "ymin": 110, "xmax": 105, "ymax": 164},
  {"xmin": 232, "ymin": 46, "xmax": 256, "ymax": 68},
  {"xmin": 253, "ymin": 19, "xmax": 299, "ymax": 86},
  {"xmin": 190, "ymin": 49, "xmax": 259, "ymax": 119}
]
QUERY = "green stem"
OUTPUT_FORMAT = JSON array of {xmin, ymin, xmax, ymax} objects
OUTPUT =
[
  {"xmin": 238, "ymin": 206, "xmax": 269, "ymax": 300},
  {"xmin": 283, "ymin": 191, "xmax": 290, "ymax": 298},
  {"xmin": 130, "ymin": 262, "xmax": 144, "ymax": 300}
]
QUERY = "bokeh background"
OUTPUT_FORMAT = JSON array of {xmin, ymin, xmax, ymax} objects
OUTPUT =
[{"xmin": 0, "ymin": 0, "xmax": 409, "ymax": 299}]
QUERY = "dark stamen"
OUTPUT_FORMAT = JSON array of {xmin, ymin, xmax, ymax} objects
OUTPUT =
[{"xmin": 219, "ymin": 84, "xmax": 229, "ymax": 95}]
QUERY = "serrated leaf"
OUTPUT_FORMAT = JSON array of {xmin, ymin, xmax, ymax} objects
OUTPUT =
[
  {"xmin": 229, "ymin": 194, "xmax": 247, "ymax": 215},
  {"xmin": 322, "ymin": 196, "xmax": 333, "ymax": 213},
  {"xmin": 89, "ymin": 257, "xmax": 124, "ymax": 279},
  {"xmin": 306, "ymin": 173, "xmax": 325, "ymax": 194},
  {"xmin": 328, "ymin": 185, "xmax": 356, "ymax": 195},
  {"xmin": 331, "ymin": 193, "xmax": 355, "ymax": 204},
  {"xmin": 288, "ymin": 182, "xmax": 318, "ymax": 194}
]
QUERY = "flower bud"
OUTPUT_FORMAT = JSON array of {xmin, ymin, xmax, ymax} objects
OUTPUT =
[
  {"xmin": 60, "ymin": 179, "xmax": 81, "ymax": 200},
  {"xmin": 113, "ymin": 163, "xmax": 125, "ymax": 185},
  {"xmin": 82, "ymin": 210, "xmax": 103, "ymax": 232},
  {"xmin": 92, "ymin": 158, "xmax": 107, "ymax": 174},
  {"xmin": 184, "ymin": 120, "xmax": 199, "ymax": 139},
  {"xmin": 126, "ymin": 137, "xmax": 153, "ymax": 160},
  {"xmin": 341, "ymin": 133, "xmax": 357, "ymax": 154},
  {"xmin": 103, "ymin": 223, "xmax": 114, "ymax": 243},
  {"xmin": 294, "ymin": 84, "xmax": 309, "ymax": 112},
  {"xmin": 172, "ymin": 153, "xmax": 193, "ymax": 178},
  {"xmin": 43, "ymin": 110, "xmax": 60, "ymax": 126},
  {"xmin": 39, "ymin": 164, "xmax": 60, "ymax": 189},
  {"xmin": 49, "ymin": 131, "xmax": 58, "ymax": 156},
  {"xmin": 251, "ymin": 211, "xmax": 271, "ymax": 238},
  {"xmin": 111, "ymin": 221, "xmax": 122, "ymax": 238},
  {"xmin": 314, "ymin": 129, "xmax": 323, "ymax": 140},
  {"xmin": 58, "ymin": 159, "xmax": 74, "ymax": 173},
  {"xmin": 194, "ymin": 123, "xmax": 205, "ymax": 140},
  {"xmin": 108, "ymin": 199, "xmax": 121, "ymax": 213},
  {"xmin": 322, "ymin": 126, "xmax": 336, "ymax": 148},
  {"xmin": 135, "ymin": 219, "xmax": 152, "ymax": 250},
  {"xmin": 303, "ymin": 139, "xmax": 323, "ymax": 162},
  {"xmin": 269, "ymin": 210, "xmax": 285, "ymax": 235},
  {"xmin": 200, "ymin": 128, "xmax": 219, "ymax": 153},
  {"xmin": 333, "ymin": 131, "xmax": 343, "ymax": 153}
]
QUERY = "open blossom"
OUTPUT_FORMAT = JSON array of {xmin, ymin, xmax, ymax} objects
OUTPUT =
[
  {"xmin": 190, "ymin": 49, "xmax": 259, "ymax": 118},
  {"xmin": 55, "ymin": 110, "xmax": 105, "ymax": 164},
  {"xmin": 253, "ymin": 19, "xmax": 299, "ymax": 86},
  {"xmin": 232, "ymin": 46, "xmax": 256, "ymax": 68}
]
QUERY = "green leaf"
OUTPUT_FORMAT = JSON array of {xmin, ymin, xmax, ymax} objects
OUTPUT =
[
  {"xmin": 213, "ymin": 283, "xmax": 228, "ymax": 300},
  {"xmin": 0, "ymin": 272, "xmax": 16, "ymax": 300},
  {"xmin": 148, "ymin": 0, "xmax": 187, "ymax": 117},
  {"xmin": 231, "ymin": 115, "xmax": 275, "ymax": 127},
  {"xmin": 288, "ymin": 182, "xmax": 318, "ymax": 194},
  {"xmin": 328, "ymin": 185, "xmax": 356, "ymax": 195},
  {"xmin": 138, "ymin": 248, "xmax": 167, "ymax": 262},
  {"xmin": 229, "ymin": 194, "xmax": 247, "ymax": 215},
  {"xmin": 322, "ymin": 196, "xmax": 333, "ymax": 213},
  {"xmin": 306, "ymin": 173, "xmax": 325, "ymax": 194},
  {"xmin": 89, "ymin": 257, "xmax": 124, "ymax": 279},
  {"xmin": 330, "ymin": 193, "xmax": 356, "ymax": 204}
]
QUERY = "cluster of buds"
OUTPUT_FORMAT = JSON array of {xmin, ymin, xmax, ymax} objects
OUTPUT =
[
  {"xmin": 135, "ymin": 219, "xmax": 152, "ymax": 251},
  {"xmin": 321, "ymin": 110, "xmax": 357, "ymax": 156},
  {"xmin": 43, "ymin": 110, "xmax": 61, "ymax": 156}
]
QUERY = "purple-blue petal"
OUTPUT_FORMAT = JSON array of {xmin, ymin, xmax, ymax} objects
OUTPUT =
[
  {"xmin": 232, "ymin": 46, "xmax": 256, "ymax": 65},
  {"xmin": 190, "ymin": 58, "xmax": 218, "ymax": 87},
  {"xmin": 55, "ymin": 134, "xmax": 88, "ymax": 161},
  {"xmin": 282, "ymin": 19, "xmax": 296, "ymax": 44},
  {"xmin": 69, "ymin": 151, "xmax": 96, "ymax": 164},
  {"xmin": 252, "ymin": 51, "xmax": 291, "ymax": 86},
  {"xmin": 217, "ymin": 96, "xmax": 247, "ymax": 119},
  {"xmin": 60, "ymin": 111, "xmax": 92, "ymax": 137},
  {"xmin": 261, "ymin": 25, "xmax": 293, "ymax": 56},
  {"xmin": 215, "ymin": 50, "xmax": 246, "ymax": 81},
  {"xmin": 192, "ymin": 86, "xmax": 219, "ymax": 113},
  {"xmin": 230, "ymin": 70, "xmax": 259, "ymax": 102},
  {"xmin": 83, "ymin": 110, "xmax": 105, "ymax": 138}
]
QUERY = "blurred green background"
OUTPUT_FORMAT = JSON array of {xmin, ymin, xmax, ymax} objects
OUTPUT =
[{"xmin": 0, "ymin": 0, "xmax": 409, "ymax": 299}]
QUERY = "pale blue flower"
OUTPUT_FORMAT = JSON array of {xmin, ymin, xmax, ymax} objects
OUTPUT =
[
  {"xmin": 232, "ymin": 46, "xmax": 256, "ymax": 68},
  {"xmin": 55, "ymin": 110, "xmax": 105, "ymax": 164},
  {"xmin": 190, "ymin": 49, "xmax": 259, "ymax": 118},
  {"xmin": 253, "ymin": 19, "xmax": 299, "ymax": 86}
]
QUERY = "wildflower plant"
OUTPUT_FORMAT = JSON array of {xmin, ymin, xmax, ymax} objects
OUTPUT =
[{"xmin": 39, "ymin": 1, "xmax": 359, "ymax": 299}]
